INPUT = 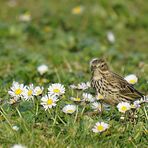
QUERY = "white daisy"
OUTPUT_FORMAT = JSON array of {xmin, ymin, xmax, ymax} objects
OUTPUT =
[
  {"xmin": 12, "ymin": 125, "xmax": 19, "ymax": 131},
  {"xmin": 95, "ymin": 93, "xmax": 104, "ymax": 100},
  {"xmin": 77, "ymin": 82, "xmax": 89, "ymax": 90},
  {"xmin": 92, "ymin": 121, "xmax": 109, "ymax": 133},
  {"xmin": 22, "ymin": 84, "xmax": 34, "ymax": 100},
  {"xmin": 19, "ymin": 12, "xmax": 31, "ymax": 22},
  {"xmin": 69, "ymin": 84, "xmax": 77, "ymax": 89},
  {"xmin": 62, "ymin": 104, "xmax": 76, "ymax": 114},
  {"xmin": 131, "ymin": 100, "xmax": 141, "ymax": 109},
  {"xmin": 117, "ymin": 102, "xmax": 131, "ymax": 113},
  {"xmin": 70, "ymin": 97, "xmax": 81, "ymax": 102},
  {"xmin": 33, "ymin": 86, "xmax": 44, "ymax": 96},
  {"xmin": 11, "ymin": 144, "xmax": 26, "ymax": 148},
  {"xmin": 120, "ymin": 116, "xmax": 125, "ymax": 120},
  {"xmin": 71, "ymin": 6, "xmax": 84, "ymax": 15},
  {"xmin": 91, "ymin": 102, "xmax": 102, "ymax": 112},
  {"xmin": 48, "ymin": 83, "xmax": 65, "ymax": 96},
  {"xmin": 107, "ymin": 31, "xmax": 115, "ymax": 43},
  {"xmin": 131, "ymin": 96, "xmax": 148, "ymax": 108},
  {"xmin": 37, "ymin": 64, "xmax": 48, "ymax": 75},
  {"xmin": 124, "ymin": 74, "xmax": 138, "ymax": 85},
  {"xmin": 70, "ymin": 82, "xmax": 90, "ymax": 90},
  {"xmin": 41, "ymin": 94, "xmax": 58, "ymax": 110},
  {"xmin": 86, "ymin": 81, "xmax": 91, "ymax": 87},
  {"xmin": 8, "ymin": 81, "xmax": 25, "ymax": 98},
  {"xmin": 9, "ymin": 97, "xmax": 19, "ymax": 105},
  {"xmin": 82, "ymin": 93, "xmax": 95, "ymax": 102}
]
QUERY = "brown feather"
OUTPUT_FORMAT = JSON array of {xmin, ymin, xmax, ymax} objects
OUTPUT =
[
  {"xmin": 110, "ymin": 72, "xmax": 143, "ymax": 100},
  {"xmin": 90, "ymin": 58, "xmax": 144, "ymax": 105}
]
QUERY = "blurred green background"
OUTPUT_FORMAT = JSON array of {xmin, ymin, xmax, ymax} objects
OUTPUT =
[
  {"xmin": 0, "ymin": 0, "xmax": 148, "ymax": 147},
  {"xmin": 0, "ymin": 0, "xmax": 148, "ymax": 86}
]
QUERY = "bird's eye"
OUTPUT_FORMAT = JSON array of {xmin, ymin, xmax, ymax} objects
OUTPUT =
[{"xmin": 101, "ymin": 65, "xmax": 104, "ymax": 67}]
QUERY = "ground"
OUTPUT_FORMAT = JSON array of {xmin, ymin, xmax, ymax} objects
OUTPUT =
[{"xmin": 0, "ymin": 0, "xmax": 148, "ymax": 147}]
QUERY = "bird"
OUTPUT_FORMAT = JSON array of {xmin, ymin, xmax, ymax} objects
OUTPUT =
[{"xmin": 90, "ymin": 58, "xmax": 143, "ymax": 106}]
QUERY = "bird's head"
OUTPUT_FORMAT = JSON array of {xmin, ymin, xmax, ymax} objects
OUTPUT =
[{"xmin": 90, "ymin": 58, "xmax": 109, "ymax": 72}]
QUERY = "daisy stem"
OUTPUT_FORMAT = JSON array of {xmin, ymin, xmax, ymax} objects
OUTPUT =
[
  {"xmin": 74, "ymin": 106, "xmax": 78, "ymax": 124},
  {"xmin": 15, "ymin": 107, "xmax": 29, "ymax": 132},
  {"xmin": 47, "ymin": 109, "xmax": 53, "ymax": 120},
  {"xmin": 71, "ymin": 88, "xmax": 74, "ymax": 96},
  {"xmin": 32, "ymin": 97, "xmax": 35, "ymax": 107},
  {"xmin": 52, "ymin": 113, "xmax": 58, "ymax": 127},
  {"xmin": 47, "ymin": 109, "xmax": 58, "ymax": 124},
  {"xmin": 35, "ymin": 100, "xmax": 39, "ymax": 116},
  {"xmin": 0, "ymin": 107, "xmax": 12, "ymax": 127},
  {"xmin": 16, "ymin": 107, "xmax": 22, "ymax": 118},
  {"xmin": 57, "ymin": 115, "xmax": 66, "ymax": 126},
  {"xmin": 47, "ymin": 109, "xmax": 52, "ymax": 116},
  {"xmin": 52, "ymin": 107, "xmax": 60, "ymax": 126},
  {"xmin": 81, "ymin": 106, "xmax": 86, "ymax": 116}
]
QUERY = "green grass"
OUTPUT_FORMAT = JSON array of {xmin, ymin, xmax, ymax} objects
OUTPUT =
[{"xmin": 0, "ymin": 0, "xmax": 148, "ymax": 147}]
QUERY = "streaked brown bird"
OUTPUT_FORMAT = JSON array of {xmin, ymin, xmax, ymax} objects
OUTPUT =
[{"xmin": 90, "ymin": 58, "xmax": 143, "ymax": 105}]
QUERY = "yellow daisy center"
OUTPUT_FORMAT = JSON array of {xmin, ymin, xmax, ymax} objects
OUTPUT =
[
  {"xmin": 53, "ymin": 89, "xmax": 60, "ymax": 93},
  {"xmin": 36, "ymin": 90, "xmax": 42, "ymax": 95},
  {"xmin": 97, "ymin": 125, "xmax": 104, "ymax": 131},
  {"xmin": 129, "ymin": 79, "xmax": 136, "ymax": 84},
  {"xmin": 98, "ymin": 94, "xmax": 104, "ymax": 99},
  {"xmin": 28, "ymin": 90, "xmax": 33, "ymax": 96},
  {"xmin": 47, "ymin": 99, "xmax": 53, "ymax": 105},
  {"xmin": 24, "ymin": 12, "xmax": 30, "ymax": 17},
  {"xmin": 67, "ymin": 109, "xmax": 74, "ymax": 113},
  {"xmin": 121, "ymin": 106, "xmax": 127, "ymax": 111},
  {"xmin": 72, "ymin": 6, "xmax": 81, "ymax": 14},
  {"xmin": 15, "ymin": 89, "xmax": 22, "ymax": 95},
  {"xmin": 74, "ymin": 97, "xmax": 81, "ymax": 101}
]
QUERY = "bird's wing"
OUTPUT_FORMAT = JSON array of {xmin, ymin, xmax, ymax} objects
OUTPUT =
[{"xmin": 108, "ymin": 72, "xmax": 143, "ymax": 101}]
